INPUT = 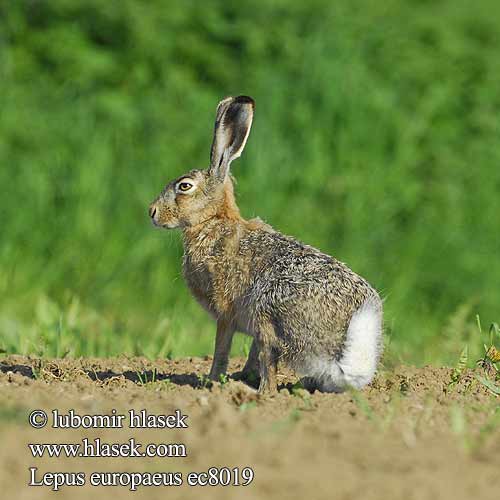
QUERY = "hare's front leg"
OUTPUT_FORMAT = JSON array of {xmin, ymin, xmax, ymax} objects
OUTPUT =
[
  {"xmin": 256, "ymin": 323, "xmax": 279, "ymax": 394},
  {"xmin": 208, "ymin": 318, "xmax": 235, "ymax": 381}
]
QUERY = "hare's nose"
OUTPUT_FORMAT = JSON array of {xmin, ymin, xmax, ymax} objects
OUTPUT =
[{"xmin": 149, "ymin": 205, "xmax": 157, "ymax": 219}]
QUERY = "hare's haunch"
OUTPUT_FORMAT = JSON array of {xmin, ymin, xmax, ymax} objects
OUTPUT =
[{"xmin": 149, "ymin": 96, "xmax": 383, "ymax": 394}]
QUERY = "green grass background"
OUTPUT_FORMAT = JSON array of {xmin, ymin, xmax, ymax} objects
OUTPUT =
[{"xmin": 1, "ymin": 0, "xmax": 499, "ymax": 365}]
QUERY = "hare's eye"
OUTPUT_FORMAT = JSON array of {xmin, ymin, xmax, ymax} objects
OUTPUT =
[{"xmin": 178, "ymin": 182, "xmax": 193, "ymax": 192}]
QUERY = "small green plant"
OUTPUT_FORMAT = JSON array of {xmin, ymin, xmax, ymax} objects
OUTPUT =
[
  {"xmin": 475, "ymin": 319, "xmax": 500, "ymax": 394},
  {"xmin": 136, "ymin": 371, "xmax": 145, "ymax": 385},
  {"xmin": 476, "ymin": 321, "xmax": 500, "ymax": 373},
  {"xmin": 290, "ymin": 380, "xmax": 306, "ymax": 396},
  {"xmin": 29, "ymin": 359, "xmax": 43, "ymax": 380},
  {"xmin": 218, "ymin": 373, "xmax": 229, "ymax": 386},
  {"xmin": 448, "ymin": 345, "xmax": 469, "ymax": 388},
  {"xmin": 197, "ymin": 373, "xmax": 212, "ymax": 389},
  {"xmin": 136, "ymin": 368, "xmax": 158, "ymax": 387},
  {"xmin": 475, "ymin": 375, "xmax": 500, "ymax": 395}
]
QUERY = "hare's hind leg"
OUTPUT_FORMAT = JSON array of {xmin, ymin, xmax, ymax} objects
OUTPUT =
[
  {"xmin": 237, "ymin": 339, "xmax": 260, "ymax": 385},
  {"xmin": 256, "ymin": 322, "xmax": 279, "ymax": 394},
  {"xmin": 208, "ymin": 318, "xmax": 235, "ymax": 381}
]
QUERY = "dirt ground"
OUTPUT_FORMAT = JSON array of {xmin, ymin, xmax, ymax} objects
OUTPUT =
[{"xmin": 0, "ymin": 355, "xmax": 498, "ymax": 500}]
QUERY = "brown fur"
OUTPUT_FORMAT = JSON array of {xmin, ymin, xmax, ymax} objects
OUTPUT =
[
  {"xmin": 149, "ymin": 96, "xmax": 383, "ymax": 393},
  {"xmin": 216, "ymin": 180, "xmax": 243, "ymax": 222}
]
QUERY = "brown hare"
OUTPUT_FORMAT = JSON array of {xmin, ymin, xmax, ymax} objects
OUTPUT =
[{"xmin": 149, "ymin": 96, "xmax": 383, "ymax": 394}]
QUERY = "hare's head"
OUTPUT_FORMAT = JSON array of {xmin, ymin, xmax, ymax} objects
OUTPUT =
[{"xmin": 149, "ymin": 96, "xmax": 255, "ymax": 229}]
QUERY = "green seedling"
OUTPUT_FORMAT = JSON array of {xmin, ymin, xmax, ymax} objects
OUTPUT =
[
  {"xmin": 475, "ymin": 375, "xmax": 500, "ymax": 396},
  {"xmin": 197, "ymin": 373, "xmax": 212, "ymax": 389},
  {"xmin": 477, "ymin": 322, "xmax": 500, "ymax": 372},
  {"xmin": 475, "ymin": 320, "xmax": 500, "ymax": 391},
  {"xmin": 136, "ymin": 368, "xmax": 157, "ymax": 387},
  {"xmin": 449, "ymin": 345, "xmax": 468, "ymax": 388},
  {"xmin": 290, "ymin": 380, "xmax": 306, "ymax": 396}
]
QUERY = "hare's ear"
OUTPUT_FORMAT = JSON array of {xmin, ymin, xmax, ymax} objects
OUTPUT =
[{"xmin": 208, "ymin": 95, "xmax": 255, "ymax": 180}]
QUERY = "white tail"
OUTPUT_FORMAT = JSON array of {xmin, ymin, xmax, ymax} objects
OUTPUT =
[{"xmin": 304, "ymin": 297, "xmax": 383, "ymax": 392}]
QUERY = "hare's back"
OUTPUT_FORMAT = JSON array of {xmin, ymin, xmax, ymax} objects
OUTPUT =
[
  {"xmin": 247, "ymin": 230, "xmax": 374, "ymax": 299},
  {"xmin": 244, "ymin": 229, "xmax": 379, "ymax": 355}
]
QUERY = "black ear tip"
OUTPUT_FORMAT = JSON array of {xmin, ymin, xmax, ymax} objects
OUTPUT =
[{"xmin": 234, "ymin": 95, "xmax": 255, "ymax": 107}]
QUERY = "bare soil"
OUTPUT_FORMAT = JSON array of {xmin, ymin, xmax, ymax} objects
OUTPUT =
[{"xmin": 0, "ymin": 355, "xmax": 498, "ymax": 500}]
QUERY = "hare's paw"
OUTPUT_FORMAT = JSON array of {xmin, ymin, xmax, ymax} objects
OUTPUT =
[
  {"xmin": 258, "ymin": 376, "xmax": 278, "ymax": 395},
  {"xmin": 299, "ymin": 376, "xmax": 320, "ymax": 393},
  {"xmin": 233, "ymin": 369, "xmax": 260, "ymax": 388},
  {"xmin": 208, "ymin": 367, "xmax": 227, "ymax": 382}
]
